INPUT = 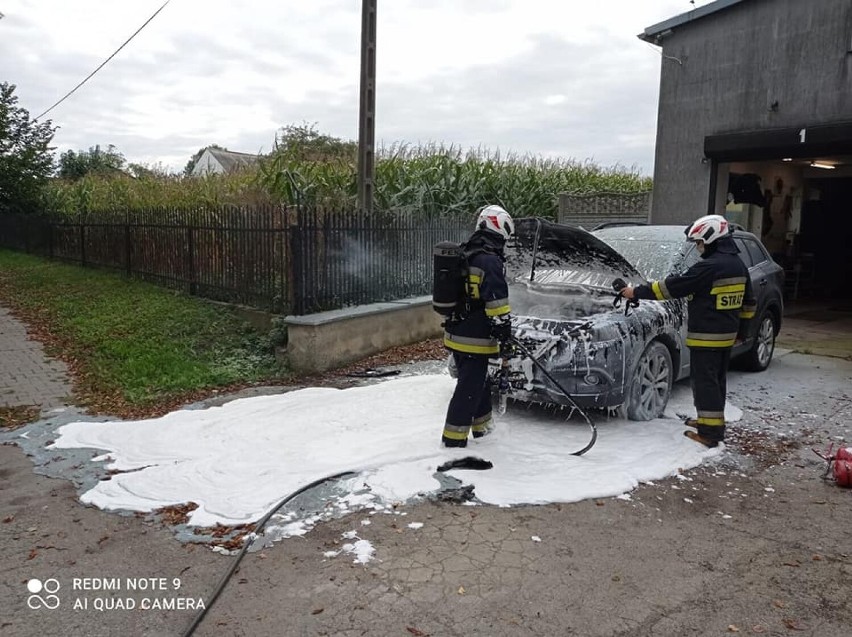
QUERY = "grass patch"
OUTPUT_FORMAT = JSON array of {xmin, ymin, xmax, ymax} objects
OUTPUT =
[{"xmin": 0, "ymin": 249, "xmax": 288, "ymax": 414}]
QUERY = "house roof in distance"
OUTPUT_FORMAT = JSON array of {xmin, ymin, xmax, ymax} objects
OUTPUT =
[
  {"xmin": 207, "ymin": 147, "xmax": 260, "ymax": 171},
  {"xmin": 639, "ymin": 0, "xmax": 749, "ymax": 44}
]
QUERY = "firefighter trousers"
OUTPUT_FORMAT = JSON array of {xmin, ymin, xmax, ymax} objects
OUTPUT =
[
  {"xmin": 690, "ymin": 347, "xmax": 732, "ymax": 442},
  {"xmin": 442, "ymin": 352, "xmax": 493, "ymax": 447}
]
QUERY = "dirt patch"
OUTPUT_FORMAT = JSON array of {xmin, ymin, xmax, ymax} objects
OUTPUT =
[{"xmin": 726, "ymin": 427, "xmax": 809, "ymax": 468}]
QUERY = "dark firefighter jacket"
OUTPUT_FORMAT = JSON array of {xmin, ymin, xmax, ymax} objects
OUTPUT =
[
  {"xmin": 444, "ymin": 230, "xmax": 511, "ymax": 356},
  {"xmin": 633, "ymin": 236, "xmax": 756, "ymax": 349}
]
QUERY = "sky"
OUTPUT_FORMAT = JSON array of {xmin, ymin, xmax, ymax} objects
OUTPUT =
[
  {"xmin": 0, "ymin": 0, "xmax": 712, "ymax": 175},
  {"xmin": 44, "ymin": 372, "xmax": 738, "ymax": 559}
]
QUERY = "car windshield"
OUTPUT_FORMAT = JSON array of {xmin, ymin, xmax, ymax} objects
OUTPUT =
[{"xmin": 592, "ymin": 226, "xmax": 690, "ymax": 280}]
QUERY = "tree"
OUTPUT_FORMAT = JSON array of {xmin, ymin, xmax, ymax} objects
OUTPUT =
[
  {"xmin": 183, "ymin": 144, "xmax": 227, "ymax": 177},
  {"xmin": 273, "ymin": 123, "xmax": 356, "ymax": 161},
  {"xmin": 127, "ymin": 161, "xmax": 172, "ymax": 179},
  {"xmin": 58, "ymin": 144, "xmax": 126, "ymax": 180},
  {"xmin": 0, "ymin": 82, "xmax": 56, "ymax": 214}
]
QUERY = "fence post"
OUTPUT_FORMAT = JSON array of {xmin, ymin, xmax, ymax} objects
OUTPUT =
[
  {"xmin": 186, "ymin": 221, "xmax": 197, "ymax": 296},
  {"xmin": 80, "ymin": 216, "xmax": 87, "ymax": 267},
  {"xmin": 125, "ymin": 212, "xmax": 132, "ymax": 276},
  {"xmin": 289, "ymin": 213, "xmax": 304, "ymax": 315},
  {"xmin": 47, "ymin": 216, "xmax": 54, "ymax": 259}
]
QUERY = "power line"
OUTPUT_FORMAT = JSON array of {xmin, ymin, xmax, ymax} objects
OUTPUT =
[{"xmin": 35, "ymin": 0, "xmax": 172, "ymax": 121}]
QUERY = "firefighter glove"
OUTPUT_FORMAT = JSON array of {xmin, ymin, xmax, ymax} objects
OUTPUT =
[{"xmin": 491, "ymin": 318, "xmax": 513, "ymax": 344}]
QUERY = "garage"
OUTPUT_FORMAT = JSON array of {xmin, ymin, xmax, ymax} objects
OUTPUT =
[
  {"xmin": 704, "ymin": 122, "xmax": 852, "ymax": 300},
  {"xmin": 640, "ymin": 0, "xmax": 852, "ymax": 304}
]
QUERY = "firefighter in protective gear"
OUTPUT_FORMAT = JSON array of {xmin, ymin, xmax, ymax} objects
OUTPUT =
[
  {"xmin": 620, "ymin": 214, "xmax": 756, "ymax": 448},
  {"xmin": 442, "ymin": 205, "xmax": 514, "ymax": 447}
]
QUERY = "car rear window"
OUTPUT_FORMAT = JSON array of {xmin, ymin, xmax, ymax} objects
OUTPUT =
[
  {"xmin": 733, "ymin": 238, "xmax": 754, "ymax": 267},
  {"xmin": 744, "ymin": 239, "xmax": 767, "ymax": 265}
]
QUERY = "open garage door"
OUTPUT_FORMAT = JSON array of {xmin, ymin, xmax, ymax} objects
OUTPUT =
[{"xmin": 704, "ymin": 123, "xmax": 852, "ymax": 303}]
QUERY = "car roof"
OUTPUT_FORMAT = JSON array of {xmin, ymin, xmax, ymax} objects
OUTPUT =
[
  {"xmin": 592, "ymin": 224, "xmax": 762, "ymax": 244},
  {"xmin": 591, "ymin": 225, "xmax": 687, "ymax": 242}
]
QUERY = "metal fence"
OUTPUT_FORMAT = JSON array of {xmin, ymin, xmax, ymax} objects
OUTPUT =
[
  {"xmin": 0, "ymin": 207, "xmax": 470, "ymax": 315},
  {"xmin": 558, "ymin": 191, "xmax": 652, "ymax": 230}
]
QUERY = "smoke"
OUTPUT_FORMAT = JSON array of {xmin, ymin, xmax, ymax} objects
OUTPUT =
[{"xmin": 339, "ymin": 236, "xmax": 382, "ymax": 280}]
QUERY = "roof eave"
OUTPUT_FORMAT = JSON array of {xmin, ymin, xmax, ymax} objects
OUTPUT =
[{"xmin": 639, "ymin": 0, "xmax": 748, "ymax": 45}]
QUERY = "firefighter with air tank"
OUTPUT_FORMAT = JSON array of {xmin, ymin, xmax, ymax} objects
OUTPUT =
[{"xmin": 432, "ymin": 205, "xmax": 515, "ymax": 448}]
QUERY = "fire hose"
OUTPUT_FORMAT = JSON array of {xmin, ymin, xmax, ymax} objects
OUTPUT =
[
  {"xmin": 495, "ymin": 337, "xmax": 598, "ymax": 457},
  {"xmin": 181, "ymin": 455, "xmax": 493, "ymax": 636},
  {"xmin": 491, "ymin": 275, "xmax": 641, "ymax": 456}
]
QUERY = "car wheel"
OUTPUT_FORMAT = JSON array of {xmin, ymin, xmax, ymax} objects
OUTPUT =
[
  {"xmin": 742, "ymin": 311, "xmax": 776, "ymax": 372},
  {"xmin": 626, "ymin": 341, "xmax": 673, "ymax": 421}
]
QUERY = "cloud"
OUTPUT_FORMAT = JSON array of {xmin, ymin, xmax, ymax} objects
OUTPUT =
[
  {"xmin": 0, "ymin": 0, "xmax": 691, "ymax": 174},
  {"xmin": 374, "ymin": 32, "xmax": 660, "ymax": 169}
]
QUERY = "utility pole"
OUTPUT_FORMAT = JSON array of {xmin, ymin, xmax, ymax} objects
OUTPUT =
[{"xmin": 357, "ymin": 0, "xmax": 377, "ymax": 213}]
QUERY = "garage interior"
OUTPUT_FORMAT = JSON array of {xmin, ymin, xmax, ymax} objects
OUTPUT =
[
  {"xmin": 724, "ymin": 162, "xmax": 851, "ymax": 302},
  {"xmin": 706, "ymin": 124, "xmax": 852, "ymax": 305}
]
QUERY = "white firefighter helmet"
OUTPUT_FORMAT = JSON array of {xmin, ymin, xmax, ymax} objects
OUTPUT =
[
  {"xmin": 685, "ymin": 214, "xmax": 730, "ymax": 244},
  {"xmin": 476, "ymin": 205, "xmax": 515, "ymax": 240}
]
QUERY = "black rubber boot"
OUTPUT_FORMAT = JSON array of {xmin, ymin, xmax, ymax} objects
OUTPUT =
[
  {"xmin": 684, "ymin": 430, "xmax": 719, "ymax": 448},
  {"xmin": 442, "ymin": 437, "xmax": 468, "ymax": 448}
]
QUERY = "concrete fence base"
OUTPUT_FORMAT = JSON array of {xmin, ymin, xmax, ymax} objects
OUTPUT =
[{"xmin": 283, "ymin": 296, "xmax": 443, "ymax": 374}]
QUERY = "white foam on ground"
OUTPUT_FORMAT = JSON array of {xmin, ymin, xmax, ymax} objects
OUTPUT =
[{"xmin": 49, "ymin": 374, "xmax": 727, "ymax": 531}]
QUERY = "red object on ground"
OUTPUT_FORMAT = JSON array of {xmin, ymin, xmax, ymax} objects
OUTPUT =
[
  {"xmin": 812, "ymin": 445, "xmax": 852, "ymax": 488},
  {"xmin": 834, "ymin": 447, "xmax": 852, "ymax": 487}
]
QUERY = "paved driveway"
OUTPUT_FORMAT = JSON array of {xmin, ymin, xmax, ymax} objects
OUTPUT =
[{"xmin": 1, "ymin": 303, "xmax": 851, "ymax": 637}]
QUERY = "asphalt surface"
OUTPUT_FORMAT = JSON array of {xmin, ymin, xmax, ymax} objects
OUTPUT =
[{"xmin": 1, "ymin": 302, "xmax": 852, "ymax": 637}]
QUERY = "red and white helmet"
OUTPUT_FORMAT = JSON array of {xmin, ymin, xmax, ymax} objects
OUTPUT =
[
  {"xmin": 477, "ymin": 205, "xmax": 514, "ymax": 240},
  {"xmin": 685, "ymin": 214, "xmax": 730, "ymax": 244}
]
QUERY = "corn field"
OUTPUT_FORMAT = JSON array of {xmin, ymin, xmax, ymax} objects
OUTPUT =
[{"xmin": 43, "ymin": 143, "xmax": 651, "ymax": 219}]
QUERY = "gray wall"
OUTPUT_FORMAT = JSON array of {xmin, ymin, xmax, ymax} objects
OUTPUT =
[{"xmin": 650, "ymin": 0, "xmax": 852, "ymax": 224}]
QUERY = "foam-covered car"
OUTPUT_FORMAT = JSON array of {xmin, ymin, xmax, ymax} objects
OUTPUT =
[{"xmin": 497, "ymin": 219, "xmax": 784, "ymax": 420}]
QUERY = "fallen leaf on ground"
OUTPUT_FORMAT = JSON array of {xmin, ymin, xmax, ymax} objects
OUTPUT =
[
  {"xmin": 155, "ymin": 502, "xmax": 199, "ymax": 525},
  {"xmin": 311, "ymin": 608, "xmax": 324, "ymax": 615},
  {"xmin": 27, "ymin": 549, "xmax": 37, "ymax": 560},
  {"xmin": 457, "ymin": 586, "xmax": 465, "ymax": 595},
  {"xmin": 772, "ymin": 599, "xmax": 786, "ymax": 609},
  {"xmin": 2, "ymin": 515, "xmax": 14, "ymax": 523},
  {"xmin": 751, "ymin": 625, "xmax": 766, "ymax": 633},
  {"xmin": 727, "ymin": 624, "xmax": 740, "ymax": 632},
  {"xmin": 782, "ymin": 618, "xmax": 806, "ymax": 631},
  {"xmin": 406, "ymin": 627, "xmax": 428, "ymax": 637}
]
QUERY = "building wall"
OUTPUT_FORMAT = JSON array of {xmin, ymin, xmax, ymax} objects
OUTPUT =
[
  {"xmin": 650, "ymin": 0, "xmax": 852, "ymax": 223},
  {"xmin": 190, "ymin": 149, "xmax": 225, "ymax": 176}
]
